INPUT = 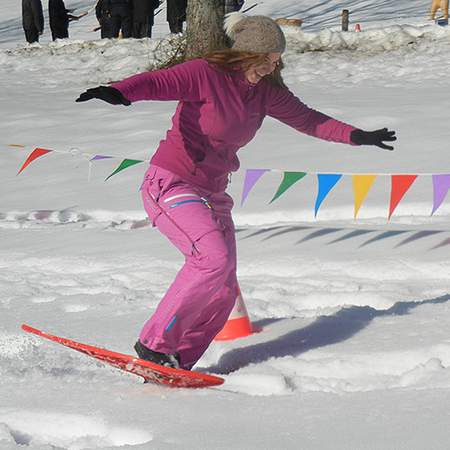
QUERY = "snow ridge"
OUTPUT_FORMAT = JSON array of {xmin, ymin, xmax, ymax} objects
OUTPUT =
[{"xmin": 1, "ymin": 24, "xmax": 449, "ymax": 87}]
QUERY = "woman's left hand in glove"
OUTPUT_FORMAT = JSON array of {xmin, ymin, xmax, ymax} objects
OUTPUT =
[{"xmin": 350, "ymin": 128, "xmax": 397, "ymax": 150}]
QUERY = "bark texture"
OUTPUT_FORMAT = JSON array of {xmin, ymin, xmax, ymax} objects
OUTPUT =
[{"xmin": 185, "ymin": 0, "xmax": 227, "ymax": 59}]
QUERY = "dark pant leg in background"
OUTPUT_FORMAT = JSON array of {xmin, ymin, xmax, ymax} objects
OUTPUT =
[
  {"xmin": 100, "ymin": 18, "xmax": 113, "ymax": 38},
  {"xmin": 133, "ymin": 21, "xmax": 145, "ymax": 38},
  {"xmin": 51, "ymin": 26, "xmax": 69, "ymax": 40},
  {"xmin": 111, "ymin": 13, "xmax": 132, "ymax": 38},
  {"xmin": 120, "ymin": 14, "xmax": 132, "ymax": 37},
  {"xmin": 168, "ymin": 19, "xmax": 183, "ymax": 33},
  {"xmin": 133, "ymin": 19, "xmax": 153, "ymax": 38},
  {"xmin": 24, "ymin": 27, "xmax": 39, "ymax": 43}
]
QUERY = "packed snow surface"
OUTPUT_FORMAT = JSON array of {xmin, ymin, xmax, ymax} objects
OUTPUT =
[{"xmin": 1, "ymin": 0, "xmax": 450, "ymax": 449}]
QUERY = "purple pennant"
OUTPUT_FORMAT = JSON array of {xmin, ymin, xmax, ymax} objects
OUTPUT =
[
  {"xmin": 431, "ymin": 174, "xmax": 450, "ymax": 215},
  {"xmin": 90, "ymin": 155, "xmax": 114, "ymax": 161},
  {"xmin": 241, "ymin": 169, "xmax": 270, "ymax": 206}
]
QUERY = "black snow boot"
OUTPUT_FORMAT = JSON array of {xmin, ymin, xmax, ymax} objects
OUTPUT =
[{"xmin": 134, "ymin": 341, "xmax": 180, "ymax": 369}]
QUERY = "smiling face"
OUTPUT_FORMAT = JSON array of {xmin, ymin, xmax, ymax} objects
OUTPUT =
[{"xmin": 244, "ymin": 52, "xmax": 282, "ymax": 84}]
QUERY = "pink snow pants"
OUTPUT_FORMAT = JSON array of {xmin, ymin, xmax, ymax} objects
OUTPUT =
[{"xmin": 140, "ymin": 165, "xmax": 238, "ymax": 370}]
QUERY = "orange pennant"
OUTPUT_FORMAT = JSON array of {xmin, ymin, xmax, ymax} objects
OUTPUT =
[
  {"xmin": 388, "ymin": 175, "xmax": 418, "ymax": 219},
  {"xmin": 17, "ymin": 148, "xmax": 52, "ymax": 175}
]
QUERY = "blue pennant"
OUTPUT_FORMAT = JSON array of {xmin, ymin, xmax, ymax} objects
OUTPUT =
[{"xmin": 315, "ymin": 174, "xmax": 343, "ymax": 217}]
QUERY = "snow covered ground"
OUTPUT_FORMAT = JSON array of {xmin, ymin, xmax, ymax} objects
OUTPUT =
[{"xmin": 1, "ymin": 0, "xmax": 450, "ymax": 449}]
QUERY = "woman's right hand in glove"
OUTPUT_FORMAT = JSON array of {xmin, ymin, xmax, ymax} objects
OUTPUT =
[
  {"xmin": 350, "ymin": 128, "xmax": 396, "ymax": 150},
  {"xmin": 76, "ymin": 86, "xmax": 131, "ymax": 106}
]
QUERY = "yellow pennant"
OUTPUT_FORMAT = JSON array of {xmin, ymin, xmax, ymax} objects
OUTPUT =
[{"xmin": 352, "ymin": 175, "xmax": 377, "ymax": 218}]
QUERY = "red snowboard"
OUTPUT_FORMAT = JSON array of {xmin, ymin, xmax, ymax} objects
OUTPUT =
[{"xmin": 21, "ymin": 324, "xmax": 224, "ymax": 388}]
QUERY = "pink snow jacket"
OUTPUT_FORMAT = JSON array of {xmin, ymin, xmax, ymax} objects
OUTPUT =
[{"xmin": 112, "ymin": 59, "xmax": 356, "ymax": 192}]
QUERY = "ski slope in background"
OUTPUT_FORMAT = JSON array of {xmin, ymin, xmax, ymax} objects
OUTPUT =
[{"xmin": 1, "ymin": 0, "xmax": 450, "ymax": 449}]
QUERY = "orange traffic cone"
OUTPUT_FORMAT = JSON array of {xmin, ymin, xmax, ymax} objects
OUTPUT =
[
  {"xmin": 355, "ymin": 23, "xmax": 361, "ymax": 32},
  {"xmin": 214, "ymin": 285, "xmax": 255, "ymax": 341}
]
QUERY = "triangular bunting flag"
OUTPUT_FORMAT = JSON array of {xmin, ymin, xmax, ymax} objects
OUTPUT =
[
  {"xmin": 8, "ymin": 144, "xmax": 26, "ymax": 148},
  {"xmin": 105, "ymin": 159, "xmax": 143, "ymax": 181},
  {"xmin": 388, "ymin": 175, "xmax": 418, "ymax": 219},
  {"xmin": 270, "ymin": 171, "xmax": 307, "ymax": 203},
  {"xmin": 90, "ymin": 155, "xmax": 114, "ymax": 161},
  {"xmin": 315, "ymin": 174, "xmax": 342, "ymax": 217},
  {"xmin": 17, "ymin": 148, "xmax": 52, "ymax": 175},
  {"xmin": 352, "ymin": 175, "xmax": 377, "ymax": 218},
  {"xmin": 241, "ymin": 169, "xmax": 270, "ymax": 206},
  {"xmin": 431, "ymin": 174, "xmax": 450, "ymax": 215}
]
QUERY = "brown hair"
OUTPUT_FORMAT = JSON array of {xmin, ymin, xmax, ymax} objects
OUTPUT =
[{"xmin": 204, "ymin": 49, "xmax": 287, "ymax": 89}]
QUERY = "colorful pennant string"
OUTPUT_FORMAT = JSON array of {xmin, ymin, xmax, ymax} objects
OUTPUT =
[
  {"xmin": 5, "ymin": 145, "xmax": 450, "ymax": 219},
  {"xmin": 239, "ymin": 168, "xmax": 449, "ymax": 219},
  {"xmin": 9, "ymin": 145, "xmax": 148, "ymax": 181}
]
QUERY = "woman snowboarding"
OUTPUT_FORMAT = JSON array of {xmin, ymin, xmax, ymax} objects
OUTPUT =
[{"xmin": 76, "ymin": 13, "xmax": 396, "ymax": 370}]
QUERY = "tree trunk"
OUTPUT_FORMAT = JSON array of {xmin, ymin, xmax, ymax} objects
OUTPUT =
[{"xmin": 185, "ymin": 0, "xmax": 227, "ymax": 60}]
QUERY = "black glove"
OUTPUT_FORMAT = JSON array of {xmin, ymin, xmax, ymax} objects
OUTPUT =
[
  {"xmin": 76, "ymin": 86, "xmax": 131, "ymax": 106},
  {"xmin": 350, "ymin": 128, "xmax": 396, "ymax": 151}
]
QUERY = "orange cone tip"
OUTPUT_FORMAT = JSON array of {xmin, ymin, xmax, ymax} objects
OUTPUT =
[{"xmin": 214, "ymin": 287, "xmax": 255, "ymax": 341}]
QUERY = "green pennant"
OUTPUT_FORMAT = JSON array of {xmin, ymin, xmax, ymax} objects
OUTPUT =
[
  {"xmin": 105, "ymin": 159, "xmax": 143, "ymax": 181},
  {"xmin": 270, "ymin": 171, "xmax": 307, "ymax": 203}
]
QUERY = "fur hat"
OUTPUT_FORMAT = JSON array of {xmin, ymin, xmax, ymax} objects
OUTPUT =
[{"xmin": 224, "ymin": 12, "xmax": 286, "ymax": 54}]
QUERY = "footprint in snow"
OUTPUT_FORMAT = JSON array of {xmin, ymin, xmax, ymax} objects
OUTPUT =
[{"xmin": 0, "ymin": 409, "xmax": 153, "ymax": 448}]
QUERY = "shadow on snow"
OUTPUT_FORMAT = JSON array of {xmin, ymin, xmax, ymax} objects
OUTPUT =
[{"xmin": 208, "ymin": 293, "xmax": 450, "ymax": 375}]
